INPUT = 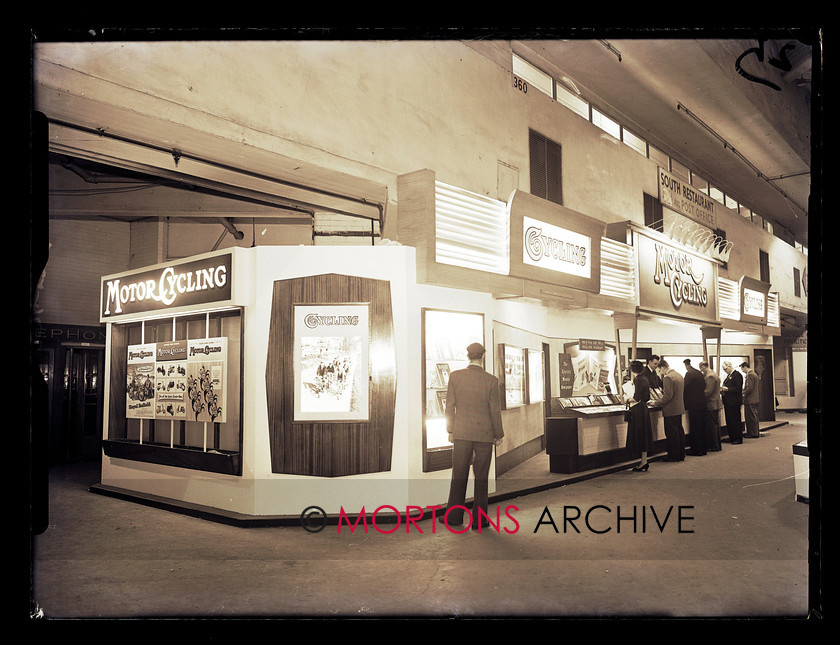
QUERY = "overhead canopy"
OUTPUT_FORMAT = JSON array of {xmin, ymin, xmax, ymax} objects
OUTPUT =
[{"xmin": 47, "ymin": 122, "xmax": 387, "ymax": 223}]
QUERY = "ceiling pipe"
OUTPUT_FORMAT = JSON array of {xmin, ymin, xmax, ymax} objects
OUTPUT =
[
  {"xmin": 219, "ymin": 217, "xmax": 244, "ymax": 240},
  {"xmin": 58, "ymin": 153, "xmax": 307, "ymax": 243},
  {"xmin": 59, "ymin": 155, "xmax": 154, "ymax": 184},
  {"xmin": 598, "ymin": 40, "xmax": 622, "ymax": 62},
  {"xmin": 676, "ymin": 102, "xmax": 807, "ymax": 218}
]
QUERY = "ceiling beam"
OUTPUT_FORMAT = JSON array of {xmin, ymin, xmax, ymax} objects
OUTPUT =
[{"xmin": 47, "ymin": 122, "xmax": 385, "ymax": 223}]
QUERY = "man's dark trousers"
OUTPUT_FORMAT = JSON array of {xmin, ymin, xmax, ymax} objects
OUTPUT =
[
  {"xmin": 663, "ymin": 414, "xmax": 686, "ymax": 460},
  {"xmin": 687, "ymin": 408, "xmax": 707, "ymax": 455},
  {"xmin": 445, "ymin": 440, "xmax": 492, "ymax": 528},
  {"xmin": 724, "ymin": 405, "xmax": 743, "ymax": 443},
  {"xmin": 744, "ymin": 404, "xmax": 760, "ymax": 437}
]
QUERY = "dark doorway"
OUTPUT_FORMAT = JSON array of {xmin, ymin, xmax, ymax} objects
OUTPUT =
[{"xmin": 60, "ymin": 346, "xmax": 105, "ymax": 462}]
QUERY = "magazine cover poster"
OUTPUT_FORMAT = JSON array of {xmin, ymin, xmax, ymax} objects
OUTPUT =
[
  {"xmin": 564, "ymin": 341, "xmax": 618, "ymax": 396},
  {"xmin": 155, "ymin": 340, "xmax": 188, "ymax": 420},
  {"xmin": 125, "ymin": 343, "xmax": 156, "ymax": 419},
  {"xmin": 186, "ymin": 337, "xmax": 228, "ymax": 423},
  {"xmin": 293, "ymin": 304, "xmax": 370, "ymax": 422}
]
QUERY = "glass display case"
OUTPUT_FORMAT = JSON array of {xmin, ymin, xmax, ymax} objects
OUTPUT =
[
  {"xmin": 552, "ymin": 393, "xmax": 626, "ymax": 415},
  {"xmin": 103, "ymin": 309, "xmax": 243, "ymax": 475},
  {"xmin": 421, "ymin": 308, "xmax": 485, "ymax": 471},
  {"xmin": 563, "ymin": 340, "xmax": 618, "ymax": 397}
]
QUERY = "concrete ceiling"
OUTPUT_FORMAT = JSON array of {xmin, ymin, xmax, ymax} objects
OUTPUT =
[
  {"xmin": 513, "ymin": 35, "xmax": 817, "ymax": 246},
  {"xmin": 39, "ymin": 31, "xmax": 819, "ymax": 248}
]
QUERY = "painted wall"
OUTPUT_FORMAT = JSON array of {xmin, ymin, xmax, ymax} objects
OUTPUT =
[
  {"xmin": 38, "ymin": 219, "xmax": 130, "ymax": 326},
  {"xmin": 774, "ymin": 334, "xmax": 808, "ymax": 410},
  {"xmin": 710, "ymin": 204, "xmax": 808, "ymax": 313},
  {"xmin": 492, "ymin": 303, "xmax": 549, "ymax": 460}
]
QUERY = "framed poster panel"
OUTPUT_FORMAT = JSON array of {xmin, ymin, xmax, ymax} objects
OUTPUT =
[
  {"xmin": 155, "ymin": 339, "xmax": 188, "ymax": 420},
  {"xmin": 265, "ymin": 274, "xmax": 395, "ymax": 477},
  {"xmin": 126, "ymin": 343, "xmax": 156, "ymax": 420},
  {"xmin": 293, "ymin": 303, "xmax": 370, "ymax": 422},
  {"xmin": 186, "ymin": 337, "xmax": 228, "ymax": 423},
  {"xmin": 499, "ymin": 343, "xmax": 525, "ymax": 410}
]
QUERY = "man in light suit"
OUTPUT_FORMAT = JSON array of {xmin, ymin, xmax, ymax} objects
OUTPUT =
[
  {"xmin": 700, "ymin": 361, "xmax": 723, "ymax": 451},
  {"xmin": 721, "ymin": 361, "xmax": 744, "ymax": 444},
  {"xmin": 442, "ymin": 342, "xmax": 504, "ymax": 531},
  {"xmin": 657, "ymin": 359, "xmax": 686, "ymax": 461},
  {"xmin": 740, "ymin": 361, "xmax": 761, "ymax": 438}
]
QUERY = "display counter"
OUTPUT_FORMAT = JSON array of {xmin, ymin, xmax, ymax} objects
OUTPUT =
[{"xmin": 545, "ymin": 395, "xmax": 670, "ymax": 473}]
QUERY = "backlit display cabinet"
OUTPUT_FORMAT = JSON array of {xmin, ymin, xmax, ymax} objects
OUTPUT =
[
  {"xmin": 561, "ymin": 340, "xmax": 619, "ymax": 398},
  {"xmin": 498, "ymin": 344, "xmax": 526, "ymax": 409},
  {"xmin": 104, "ymin": 309, "xmax": 243, "ymax": 475},
  {"xmin": 421, "ymin": 308, "xmax": 485, "ymax": 472},
  {"xmin": 527, "ymin": 348, "xmax": 545, "ymax": 404}
]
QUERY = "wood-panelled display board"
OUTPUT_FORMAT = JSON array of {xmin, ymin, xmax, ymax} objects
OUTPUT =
[{"xmin": 265, "ymin": 274, "xmax": 396, "ymax": 477}]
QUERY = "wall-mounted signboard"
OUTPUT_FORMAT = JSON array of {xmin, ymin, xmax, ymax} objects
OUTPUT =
[
  {"xmin": 635, "ymin": 229, "xmax": 719, "ymax": 323},
  {"xmin": 739, "ymin": 276, "xmax": 771, "ymax": 325},
  {"xmin": 508, "ymin": 190, "xmax": 602, "ymax": 293},
  {"xmin": 101, "ymin": 252, "xmax": 233, "ymax": 320},
  {"xmin": 657, "ymin": 166, "xmax": 718, "ymax": 230}
]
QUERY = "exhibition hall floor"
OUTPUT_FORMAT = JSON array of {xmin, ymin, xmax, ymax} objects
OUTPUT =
[{"xmin": 30, "ymin": 412, "xmax": 815, "ymax": 621}]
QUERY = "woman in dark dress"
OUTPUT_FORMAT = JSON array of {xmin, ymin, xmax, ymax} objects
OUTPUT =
[{"xmin": 626, "ymin": 361, "xmax": 654, "ymax": 471}]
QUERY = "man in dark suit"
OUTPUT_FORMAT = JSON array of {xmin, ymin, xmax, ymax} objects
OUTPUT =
[
  {"xmin": 683, "ymin": 359, "xmax": 707, "ymax": 456},
  {"xmin": 740, "ymin": 362, "xmax": 761, "ymax": 438},
  {"xmin": 721, "ymin": 361, "xmax": 744, "ymax": 444},
  {"xmin": 442, "ymin": 342, "xmax": 504, "ymax": 531},
  {"xmin": 658, "ymin": 359, "xmax": 686, "ymax": 461},
  {"xmin": 644, "ymin": 355, "xmax": 663, "ymax": 389}
]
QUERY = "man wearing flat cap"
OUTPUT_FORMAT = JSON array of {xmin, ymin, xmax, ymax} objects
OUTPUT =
[{"xmin": 442, "ymin": 342, "xmax": 504, "ymax": 531}]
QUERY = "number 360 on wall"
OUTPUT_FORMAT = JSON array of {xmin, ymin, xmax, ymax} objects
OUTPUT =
[{"xmin": 512, "ymin": 74, "xmax": 529, "ymax": 94}]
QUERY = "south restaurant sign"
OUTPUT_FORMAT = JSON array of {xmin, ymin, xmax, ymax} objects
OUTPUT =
[{"xmin": 657, "ymin": 166, "xmax": 718, "ymax": 230}]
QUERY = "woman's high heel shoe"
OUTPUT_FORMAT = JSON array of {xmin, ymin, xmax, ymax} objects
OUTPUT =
[{"xmin": 632, "ymin": 462, "xmax": 649, "ymax": 472}]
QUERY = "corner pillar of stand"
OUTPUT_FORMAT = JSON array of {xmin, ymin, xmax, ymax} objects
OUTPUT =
[
  {"xmin": 701, "ymin": 325, "xmax": 722, "ymax": 368},
  {"xmin": 612, "ymin": 311, "xmax": 639, "ymax": 402}
]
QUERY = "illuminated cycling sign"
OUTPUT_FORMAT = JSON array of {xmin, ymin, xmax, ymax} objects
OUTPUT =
[
  {"xmin": 523, "ymin": 216, "xmax": 591, "ymax": 279},
  {"xmin": 101, "ymin": 253, "xmax": 232, "ymax": 319}
]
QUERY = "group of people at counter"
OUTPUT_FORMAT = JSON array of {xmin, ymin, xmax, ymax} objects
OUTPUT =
[{"xmin": 625, "ymin": 355, "xmax": 762, "ymax": 472}]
